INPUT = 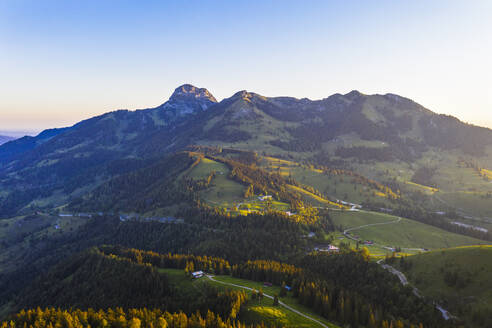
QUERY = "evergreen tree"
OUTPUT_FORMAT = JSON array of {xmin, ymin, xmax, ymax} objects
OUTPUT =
[{"xmin": 273, "ymin": 294, "xmax": 279, "ymax": 306}]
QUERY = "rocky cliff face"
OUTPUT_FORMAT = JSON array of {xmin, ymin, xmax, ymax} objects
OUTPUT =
[{"xmin": 157, "ymin": 84, "xmax": 218, "ymax": 115}]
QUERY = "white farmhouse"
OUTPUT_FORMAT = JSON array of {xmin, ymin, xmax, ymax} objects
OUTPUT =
[{"xmin": 192, "ymin": 271, "xmax": 204, "ymax": 279}]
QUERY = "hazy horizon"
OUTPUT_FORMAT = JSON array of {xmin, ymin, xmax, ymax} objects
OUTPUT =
[{"xmin": 1, "ymin": 0, "xmax": 491, "ymax": 131}]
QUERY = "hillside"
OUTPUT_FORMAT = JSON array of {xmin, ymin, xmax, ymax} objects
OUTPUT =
[
  {"xmin": 2, "ymin": 84, "xmax": 492, "ymax": 327},
  {"xmin": 1, "ymin": 84, "xmax": 492, "ymax": 219},
  {"xmin": 6, "ymin": 248, "xmax": 252, "ymax": 326},
  {"xmin": 13, "ymin": 247, "xmax": 175, "ymax": 310},
  {"xmin": 5, "ymin": 245, "xmax": 446, "ymax": 328},
  {"xmin": 327, "ymin": 210, "xmax": 486, "ymax": 256},
  {"xmin": 395, "ymin": 246, "xmax": 492, "ymax": 327},
  {"xmin": 0, "ymin": 135, "xmax": 15, "ymax": 146}
]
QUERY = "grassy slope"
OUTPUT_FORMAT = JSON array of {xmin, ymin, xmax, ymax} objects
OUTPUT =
[
  {"xmin": 187, "ymin": 156, "xmax": 342, "ymax": 212},
  {"xmin": 187, "ymin": 157, "xmax": 246, "ymax": 205},
  {"xmin": 186, "ymin": 156, "xmax": 489, "ymax": 254},
  {"xmin": 260, "ymin": 156, "xmax": 394, "ymax": 206},
  {"xmin": 159, "ymin": 268, "xmax": 339, "ymax": 328},
  {"xmin": 347, "ymin": 149, "xmax": 492, "ymax": 215},
  {"xmin": 429, "ymin": 152, "xmax": 492, "ymax": 218},
  {"xmin": 397, "ymin": 246, "xmax": 492, "ymax": 327},
  {"xmin": 186, "ymin": 157, "xmax": 291, "ymax": 213},
  {"xmin": 329, "ymin": 210, "xmax": 486, "ymax": 250},
  {"xmin": 320, "ymin": 133, "xmax": 389, "ymax": 154},
  {"xmin": 200, "ymin": 98, "xmax": 301, "ymax": 158},
  {"xmin": 436, "ymin": 192, "xmax": 492, "ymax": 218},
  {"xmin": 287, "ymin": 185, "xmax": 343, "ymax": 209}
]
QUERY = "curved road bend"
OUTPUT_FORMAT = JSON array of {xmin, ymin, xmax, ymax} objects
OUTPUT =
[
  {"xmin": 340, "ymin": 215, "xmax": 453, "ymax": 320},
  {"xmin": 343, "ymin": 217, "xmax": 402, "ymax": 241},
  {"xmin": 376, "ymin": 260, "xmax": 452, "ymax": 320},
  {"xmin": 206, "ymin": 275, "xmax": 331, "ymax": 328}
]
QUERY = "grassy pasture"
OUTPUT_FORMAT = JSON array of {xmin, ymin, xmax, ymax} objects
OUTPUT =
[
  {"xmin": 436, "ymin": 191, "xmax": 492, "ymax": 218},
  {"xmin": 186, "ymin": 157, "xmax": 293, "ymax": 213},
  {"xmin": 187, "ymin": 157, "xmax": 228, "ymax": 179},
  {"xmin": 287, "ymin": 185, "xmax": 343, "ymax": 209},
  {"xmin": 260, "ymin": 156, "xmax": 394, "ymax": 206},
  {"xmin": 329, "ymin": 210, "xmax": 486, "ymax": 250},
  {"xmin": 188, "ymin": 156, "xmax": 343, "ymax": 213},
  {"xmin": 433, "ymin": 164, "xmax": 492, "ymax": 193},
  {"xmin": 202, "ymin": 275, "xmax": 339, "ymax": 328},
  {"xmin": 187, "ymin": 157, "xmax": 246, "ymax": 205}
]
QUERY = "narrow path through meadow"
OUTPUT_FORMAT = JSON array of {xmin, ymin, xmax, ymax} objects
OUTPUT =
[
  {"xmin": 206, "ymin": 275, "xmax": 331, "ymax": 328},
  {"xmin": 342, "ymin": 216, "xmax": 426, "ymax": 252},
  {"xmin": 343, "ymin": 217, "xmax": 402, "ymax": 238}
]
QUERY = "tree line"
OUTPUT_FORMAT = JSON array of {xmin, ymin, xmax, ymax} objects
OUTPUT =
[
  {"xmin": 12, "ymin": 247, "xmax": 246, "ymax": 321},
  {"xmin": 99, "ymin": 245, "xmax": 232, "ymax": 275},
  {"xmin": 2, "ymin": 307, "xmax": 265, "ymax": 328}
]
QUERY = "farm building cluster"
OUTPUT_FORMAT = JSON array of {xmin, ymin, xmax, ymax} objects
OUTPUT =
[{"xmin": 314, "ymin": 245, "xmax": 340, "ymax": 253}]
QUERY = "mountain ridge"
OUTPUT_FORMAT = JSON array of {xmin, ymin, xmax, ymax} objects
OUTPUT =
[
  {"xmin": 1, "ymin": 84, "xmax": 492, "ymax": 217},
  {"xmin": 0, "ymin": 135, "xmax": 15, "ymax": 146}
]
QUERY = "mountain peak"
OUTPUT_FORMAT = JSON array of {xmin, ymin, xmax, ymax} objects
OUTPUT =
[
  {"xmin": 170, "ymin": 84, "xmax": 217, "ymax": 103},
  {"xmin": 344, "ymin": 90, "xmax": 364, "ymax": 99},
  {"xmin": 158, "ymin": 84, "xmax": 217, "ymax": 115}
]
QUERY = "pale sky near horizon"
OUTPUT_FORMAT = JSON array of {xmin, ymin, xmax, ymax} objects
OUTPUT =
[{"xmin": 1, "ymin": 0, "xmax": 491, "ymax": 135}]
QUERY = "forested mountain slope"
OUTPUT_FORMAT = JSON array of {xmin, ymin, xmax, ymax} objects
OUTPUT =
[
  {"xmin": 2, "ymin": 84, "xmax": 492, "ymax": 218},
  {"xmin": 2, "ymin": 84, "xmax": 492, "ymax": 327},
  {"xmin": 6, "ymin": 245, "xmax": 448, "ymax": 328}
]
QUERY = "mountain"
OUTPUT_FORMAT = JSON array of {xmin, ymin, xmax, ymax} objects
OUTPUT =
[
  {"xmin": 157, "ymin": 83, "xmax": 218, "ymax": 115},
  {"xmin": 2, "ymin": 84, "xmax": 492, "ymax": 328},
  {"xmin": 194, "ymin": 89, "xmax": 492, "ymax": 159},
  {"xmin": 0, "ymin": 128, "xmax": 68, "ymax": 164},
  {"xmin": 1, "ymin": 84, "xmax": 492, "ymax": 218},
  {"xmin": 0, "ymin": 135, "xmax": 15, "ymax": 146}
]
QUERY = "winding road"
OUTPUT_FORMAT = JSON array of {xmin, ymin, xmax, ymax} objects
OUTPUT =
[
  {"xmin": 376, "ymin": 259, "xmax": 452, "ymax": 320},
  {"xmin": 341, "ymin": 215, "xmax": 453, "ymax": 320},
  {"xmin": 343, "ymin": 216, "xmax": 402, "ymax": 239},
  {"xmin": 377, "ymin": 259, "xmax": 409, "ymax": 285},
  {"xmin": 342, "ymin": 216, "xmax": 427, "ymax": 252},
  {"xmin": 205, "ymin": 275, "xmax": 331, "ymax": 328}
]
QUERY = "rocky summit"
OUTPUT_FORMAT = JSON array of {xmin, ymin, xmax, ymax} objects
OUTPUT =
[{"xmin": 158, "ymin": 84, "xmax": 217, "ymax": 115}]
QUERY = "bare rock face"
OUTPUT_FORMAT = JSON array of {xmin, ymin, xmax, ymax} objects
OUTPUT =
[{"xmin": 159, "ymin": 84, "xmax": 217, "ymax": 115}]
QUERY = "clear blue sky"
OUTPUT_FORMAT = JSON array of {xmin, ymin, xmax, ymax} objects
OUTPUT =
[{"xmin": 1, "ymin": 0, "xmax": 491, "ymax": 133}]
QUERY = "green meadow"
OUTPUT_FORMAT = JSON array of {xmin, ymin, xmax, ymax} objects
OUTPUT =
[
  {"xmin": 328, "ymin": 210, "xmax": 486, "ymax": 250},
  {"xmin": 396, "ymin": 246, "xmax": 492, "ymax": 327}
]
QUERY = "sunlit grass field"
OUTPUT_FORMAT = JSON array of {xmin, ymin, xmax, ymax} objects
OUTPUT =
[
  {"xmin": 159, "ymin": 268, "xmax": 340, "ymax": 328},
  {"xmin": 328, "ymin": 210, "xmax": 486, "ymax": 250},
  {"xmin": 396, "ymin": 246, "xmax": 492, "ymax": 327},
  {"xmin": 436, "ymin": 191, "xmax": 492, "ymax": 218}
]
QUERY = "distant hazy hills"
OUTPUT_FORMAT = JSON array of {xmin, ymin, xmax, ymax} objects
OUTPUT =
[{"xmin": 1, "ymin": 84, "xmax": 492, "ymax": 216}]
